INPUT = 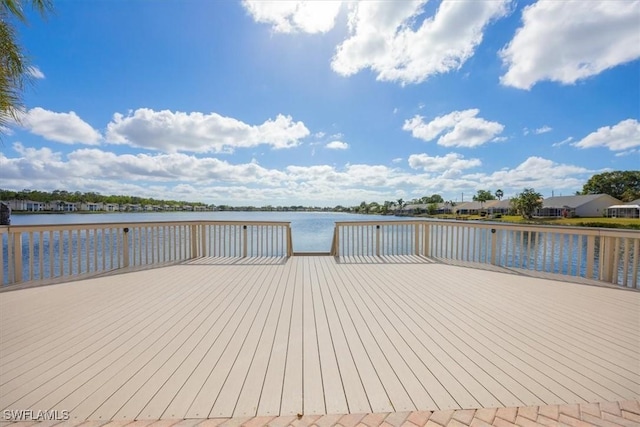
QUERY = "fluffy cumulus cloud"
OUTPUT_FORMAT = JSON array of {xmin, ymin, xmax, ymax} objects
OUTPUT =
[
  {"xmin": 331, "ymin": 0, "xmax": 510, "ymax": 84},
  {"xmin": 500, "ymin": 0, "xmax": 640, "ymax": 90},
  {"xmin": 408, "ymin": 152, "xmax": 481, "ymax": 173},
  {"xmin": 19, "ymin": 107, "xmax": 102, "ymax": 145},
  {"xmin": 325, "ymin": 140, "xmax": 349, "ymax": 150},
  {"xmin": 403, "ymin": 109, "xmax": 504, "ymax": 147},
  {"xmin": 473, "ymin": 156, "xmax": 594, "ymax": 193},
  {"xmin": 105, "ymin": 108, "xmax": 310, "ymax": 153},
  {"xmin": 1, "ymin": 143, "xmax": 601, "ymax": 205},
  {"xmin": 242, "ymin": 0, "xmax": 342, "ymax": 33},
  {"xmin": 573, "ymin": 119, "xmax": 640, "ymax": 151}
]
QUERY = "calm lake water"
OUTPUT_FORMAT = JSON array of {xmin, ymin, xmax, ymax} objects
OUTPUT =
[{"xmin": 9, "ymin": 211, "xmax": 393, "ymax": 252}]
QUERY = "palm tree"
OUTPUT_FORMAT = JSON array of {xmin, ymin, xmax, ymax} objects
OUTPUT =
[
  {"xmin": 1, "ymin": 0, "xmax": 53, "ymax": 130},
  {"xmin": 495, "ymin": 189, "xmax": 504, "ymax": 200}
]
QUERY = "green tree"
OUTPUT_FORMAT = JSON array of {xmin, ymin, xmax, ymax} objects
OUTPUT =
[
  {"xmin": 512, "ymin": 188, "xmax": 543, "ymax": 219},
  {"xmin": 472, "ymin": 190, "xmax": 496, "ymax": 203},
  {"xmin": 427, "ymin": 202, "xmax": 438, "ymax": 215},
  {"xmin": 1, "ymin": 0, "xmax": 53, "ymax": 130},
  {"xmin": 581, "ymin": 171, "xmax": 640, "ymax": 202}
]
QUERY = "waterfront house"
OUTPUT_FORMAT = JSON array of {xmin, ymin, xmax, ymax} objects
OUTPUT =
[
  {"xmin": 485, "ymin": 199, "xmax": 512, "ymax": 216},
  {"xmin": 535, "ymin": 194, "xmax": 620, "ymax": 218},
  {"xmin": 607, "ymin": 198, "xmax": 640, "ymax": 218},
  {"xmin": 453, "ymin": 201, "xmax": 485, "ymax": 215},
  {"xmin": 104, "ymin": 203, "xmax": 119, "ymax": 212},
  {"xmin": 80, "ymin": 202, "xmax": 103, "ymax": 212},
  {"xmin": 6, "ymin": 199, "xmax": 46, "ymax": 211}
]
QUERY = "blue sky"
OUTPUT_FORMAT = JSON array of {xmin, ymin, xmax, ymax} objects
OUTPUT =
[{"xmin": 2, "ymin": 0, "xmax": 639, "ymax": 206}]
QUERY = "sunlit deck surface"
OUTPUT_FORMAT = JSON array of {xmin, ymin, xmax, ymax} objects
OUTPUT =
[{"xmin": 1, "ymin": 256, "xmax": 639, "ymax": 426}]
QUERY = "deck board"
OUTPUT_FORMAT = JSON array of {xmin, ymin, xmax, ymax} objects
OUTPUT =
[{"xmin": 1, "ymin": 256, "xmax": 638, "ymax": 422}]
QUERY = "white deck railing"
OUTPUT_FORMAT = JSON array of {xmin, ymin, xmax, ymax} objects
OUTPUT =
[
  {"xmin": 1, "ymin": 220, "xmax": 292, "ymax": 286},
  {"xmin": 331, "ymin": 220, "xmax": 640, "ymax": 288}
]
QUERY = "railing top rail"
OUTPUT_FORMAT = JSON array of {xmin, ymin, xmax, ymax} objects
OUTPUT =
[
  {"xmin": 334, "ymin": 220, "xmax": 427, "ymax": 226},
  {"xmin": 334, "ymin": 218, "xmax": 639, "ymax": 237},
  {"xmin": 2, "ymin": 219, "xmax": 292, "ymax": 232}
]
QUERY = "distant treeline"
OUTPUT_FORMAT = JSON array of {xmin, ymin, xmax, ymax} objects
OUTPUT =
[{"xmin": 0, "ymin": 189, "xmax": 208, "ymax": 207}]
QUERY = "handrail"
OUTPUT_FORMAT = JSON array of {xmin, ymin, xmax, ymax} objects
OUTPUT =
[
  {"xmin": 332, "ymin": 219, "xmax": 640, "ymax": 288},
  {"xmin": 1, "ymin": 220, "xmax": 292, "ymax": 287}
]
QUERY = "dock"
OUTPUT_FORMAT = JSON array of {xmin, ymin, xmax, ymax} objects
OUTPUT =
[{"xmin": 1, "ymin": 255, "xmax": 638, "ymax": 426}]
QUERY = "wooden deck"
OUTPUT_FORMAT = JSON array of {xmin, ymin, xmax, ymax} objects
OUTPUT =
[{"xmin": 0, "ymin": 256, "xmax": 638, "ymax": 423}]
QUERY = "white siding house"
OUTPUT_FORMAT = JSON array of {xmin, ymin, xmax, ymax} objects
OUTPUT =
[
  {"xmin": 607, "ymin": 199, "xmax": 640, "ymax": 218},
  {"xmin": 536, "ymin": 194, "xmax": 620, "ymax": 218}
]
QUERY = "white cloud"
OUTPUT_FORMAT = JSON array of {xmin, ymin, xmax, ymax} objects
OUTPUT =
[
  {"xmin": 467, "ymin": 156, "xmax": 594, "ymax": 192},
  {"xmin": 500, "ymin": 0, "xmax": 640, "ymax": 90},
  {"xmin": 325, "ymin": 140, "xmax": 349, "ymax": 150},
  {"xmin": 408, "ymin": 152, "xmax": 481, "ymax": 172},
  {"xmin": 1, "ymin": 145, "xmax": 600, "ymax": 206},
  {"xmin": 105, "ymin": 108, "xmax": 310, "ymax": 153},
  {"xmin": 19, "ymin": 107, "xmax": 102, "ymax": 145},
  {"xmin": 391, "ymin": 157, "xmax": 403, "ymax": 164},
  {"xmin": 534, "ymin": 125, "xmax": 552, "ymax": 134},
  {"xmin": 27, "ymin": 66, "xmax": 45, "ymax": 79},
  {"xmin": 331, "ymin": 0, "xmax": 510, "ymax": 85},
  {"xmin": 403, "ymin": 109, "xmax": 504, "ymax": 147},
  {"xmin": 573, "ymin": 119, "xmax": 640, "ymax": 151},
  {"xmin": 242, "ymin": 0, "xmax": 342, "ymax": 33},
  {"xmin": 552, "ymin": 136, "xmax": 573, "ymax": 147}
]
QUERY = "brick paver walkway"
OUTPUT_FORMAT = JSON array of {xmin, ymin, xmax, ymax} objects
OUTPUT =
[{"xmin": 2, "ymin": 400, "xmax": 638, "ymax": 427}]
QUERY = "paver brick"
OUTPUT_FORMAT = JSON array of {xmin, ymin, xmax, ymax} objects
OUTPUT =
[
  {"xmin": 406, "ymin": 412, "xmax": 431, "ymax": 427},
  {"xmin": 442, "ymin": 420, "xmax": 466, "ymax": 427},
  {"xmin": 451, "ymin": 410, "xmax": 475, "ymax": 425},
  {"xmin": 576, "ymin": 413, "xmax": 619, "ymax": 427},
  {"xmin": 619, "ymin": 400, "xmax": 640, "ymax": 416},
  {"xmin": 532, "ymin": 415, "xmax": 560, "ymax": 427},
  {"xmin": 621, "ymin": 410, "xmax": 640, "ymax": 423},
  {"xmin": 557, "ymin": 404, "xmax": 580, "ymax": 419},
  {"xmin": 147, "ymin": 420, "xmax": 182, "ymax": 427},
  {"xmin": 599, "ymin": 402, "xmax": 621, "ymax": 417},
  {"xmin": 359, "ymin": 413, "xmax": 388, "ymax": 427},
  {"xmin": 383, "ymin": 412, "xmax": 410, "ymax": 427},
  {"xmin": 579, "ymin": 403, "xmax": 600, "ymax": 418},
  {"xmin": 516, "ymin": 407, "xmax": 537, "ymax": 421},
  {"xmin": 470, "ymin": 409, "xmax": 494, "ymax": 425},
  {"xmin": 556, "ymin": 415, "xmax": 592, "ymax": 427},
  {"xmin": 241, "ymin": 417, "xmax": 275, "ymax": 427},
  {"xmin": 491, "ymin": 418, "xmax": 517, "ymax": 427},
  {"xmin": 100, "ymin": 422, "xmax": 133, "ymax": 427},
  {"xmin": 495, "ymin": 408, "xmax": 517, "ymax": 424},
  {"xmin": 513, "ymin": 416, "xmax": 543, "ymax": 427},
  {"xmin": 311, "ymin": 414, "xmax": 343, "ymax": 427},
  {"xmin": 289, "ymin": 416, "xmax": 322, "ymax": 427},
  {"xmin": 601, "ymin": 412, "xmax": 640, "ymax": 427},
  {"xmin": 428, "ymin": 410, "xmax": 455, "ymax": 427},
  {"xmin": 195, "ymin": 420, "xmax": 228, "ymax": 427},
  {"xmin": 337, "ymin": 414, "xmax": 367, "ymax": 427},
  {"xmin": 469, "ymin": 419, "xmax": 492, "ymax": 427},
  {"xmin": 536, "ymin": 406, "xmax": 558, "ymax": 422},
  {"xmin": 266, "ymin": 416, "xmax": 296, "ymax": 427}
]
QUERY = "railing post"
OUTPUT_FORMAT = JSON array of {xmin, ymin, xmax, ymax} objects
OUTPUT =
[
  {"xmin": 11, "ymin": 231, "xmax": 23, "ymax": 283},
  {"xmin": 190, "ymin": 224, "xmax": 198, "ymax": 258},
  {"xmin": 423, "ymin": 223, "xmax": 429, "ymax": 257},
  {"xmin": 122, "ymin": 227, "xmax": 130, "ymax": 268},
  {"xmin": 600, "ymin": 236, "xmax": 616, "ymax": 283},
  {"xmin": 242, "ymin": 225, "xmax": 248, "ymax": 258},
  {"xmin": 376, "ymin": 225, "xmax": 381, "ymax": 257},
  {"xmin": 490, "ymin": 228, "xmax": 497, "ymax": 265},
  {"xmin": 414, "ymin": 223, "xmax": 420, "ymax": 255},
  {"xmin": 201, "ymin": 224, "xmax": 207, "ymax": 257},
  {"xmin": 286, "ymin": 225, "xmax": 293, "ymax": 257},
  {"xmin": 586, "ymin": 235, "xmax": 595, "ymax": 279}
]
